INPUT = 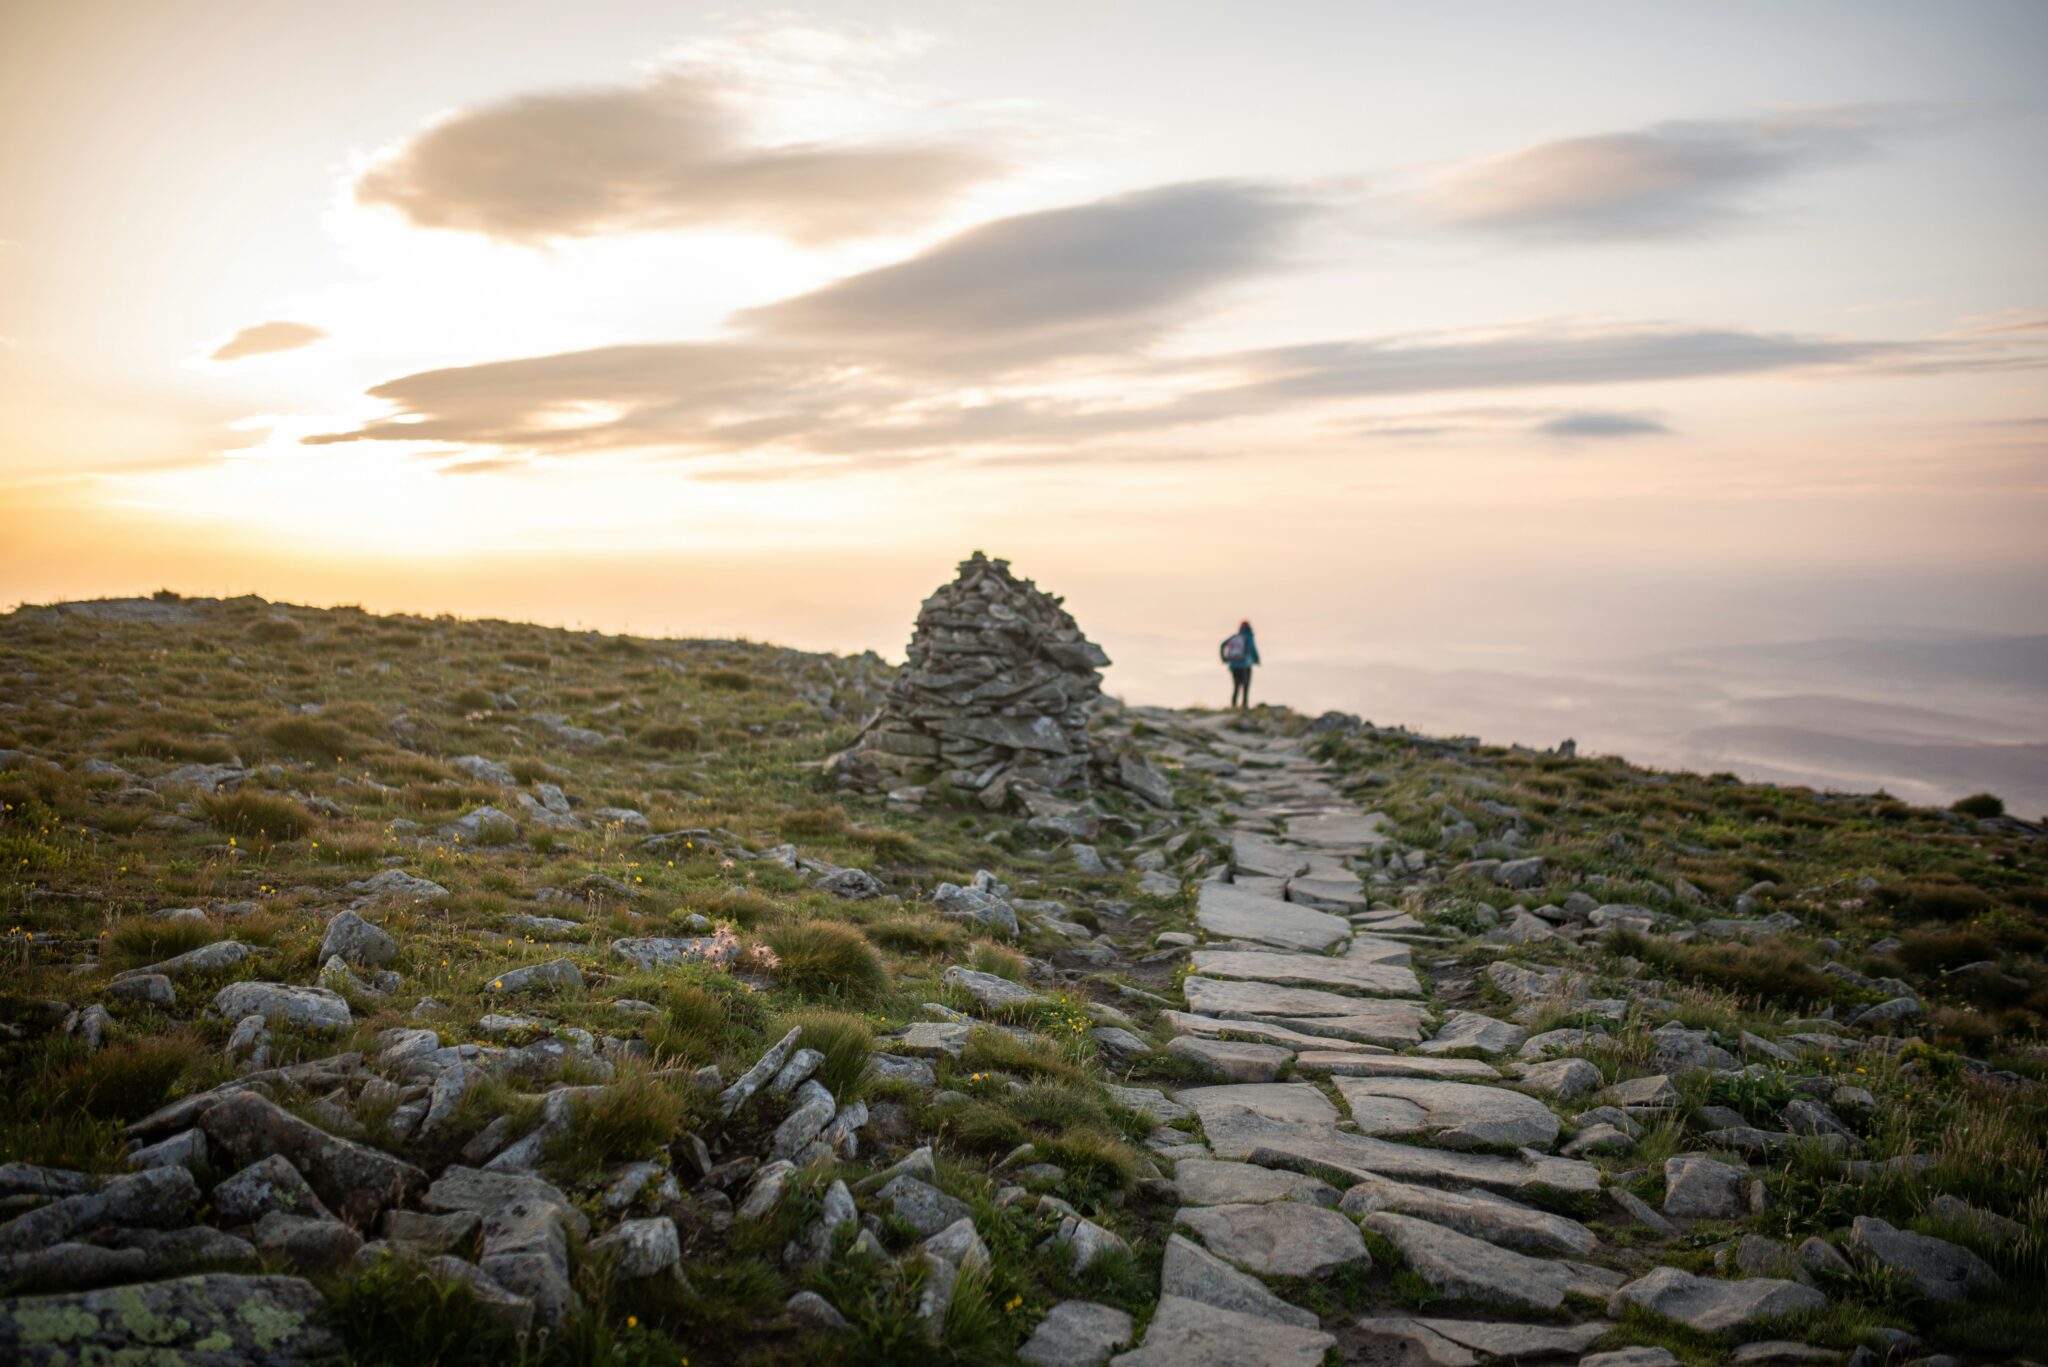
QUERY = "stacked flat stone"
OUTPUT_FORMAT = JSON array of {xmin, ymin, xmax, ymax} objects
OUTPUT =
[{"xmin": 841, "ymin": 553, "xmax": 1110, "ymax": 796}]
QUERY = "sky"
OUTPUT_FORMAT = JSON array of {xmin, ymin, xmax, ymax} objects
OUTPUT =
[{"xmin": 2, "ymin": 1, "xmax": 2045, "ymax": 797}]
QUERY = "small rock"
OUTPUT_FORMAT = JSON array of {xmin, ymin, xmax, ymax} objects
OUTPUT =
[
  {"xmin": 1848, "ymin": 1216, "xmax": 1998, "ymax": 1302},
  {"xmin": 1663, "ymin": 1154, "xmax": 1748, "ymax": 1220},
  {"xmin": 592, "ymin": 1216, "xmax": 682, "ymax": 1279},
  {"xmin": 787, "ymin": 1289, "xmax": 851, "ymax": 1332},
  {"xmin": 1607, "ymin": 1265, "xmax": 1825, "ymax": 1332},
  {"xmin": 320, "ymin": 909, "xmax": 398, "ymax": 968},
  {"xmin": 1019, "ymin": 1298, "xmax": 1134, "ymax": 1366},
  {"xmin": 253, "ymin": 1210, "xmax": 361, "ymax": 1272}
]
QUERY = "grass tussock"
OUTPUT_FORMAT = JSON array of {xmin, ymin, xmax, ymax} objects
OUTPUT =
[
  {"xmin": 967, "ymin": 942, "xmax": 1028, "ymax": 980},
  {"xmin": 261, "ymin": 715, "xmax": 367, "ymax": 763},
  {"xmin": 637, "ymin": 722, "xmax": 702, "ymax": 753},
  {"xmin": 104, "ymin": 914, "xmax": 220, "ymax": 968},
  {"xmin": 39, "ymin": 1032, "xmax": 220, "ymax": 1123},
  {"xmin": 779, "ymin": 805, "xmax": 851, "ymax": 837},
  {"xmin": 784, "ymin": 1009, "xmax": 877, "ymax": 1098},
  {"xmin": 959, "ymin": 1028, "xmax": 1086, "ymax": 1085},
  {"xmin": 867, "ymin": 914, "xmax": 963, "ymax": 956},
  {"xmin": 321, "ymin": 1250, "xmax": 529, "ymax": 1366},
  {"xmin": 765, "ymin": 920, "xmax": 890, "ymax": 1003},
  {"xmin": 246, "ymin": 618, "xmax": 304, "ymax": 644},
  {"xmin": 546, "ymin": 1067, "xmax": 696, "ymax": 1185},
  {"xmin": 198, "ymin": 790, "xmax": 316, "ymax": 841},
  {"xmin": 1611, "ymin": 929, "xmax": 1836, "ymax": 1007},
  {"xmin": 105, "ymin": 731, "xmax": 237, "ymax": 764}
]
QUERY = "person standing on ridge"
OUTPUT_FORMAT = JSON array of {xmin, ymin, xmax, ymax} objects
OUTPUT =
[{"xmin": 1220, "ymin": 620, "xmax": 1260, "ymax": 709}]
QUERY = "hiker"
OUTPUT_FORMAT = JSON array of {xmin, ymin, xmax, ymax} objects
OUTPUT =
[{"xmin": 1220, "ymin": 620, "xmax": 1260, "ymax": 708}]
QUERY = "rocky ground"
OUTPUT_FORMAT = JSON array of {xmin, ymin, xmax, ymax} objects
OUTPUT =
[{"xmin": 0, "ymin": 592, "xmax": 2043, "ymax": 1366}]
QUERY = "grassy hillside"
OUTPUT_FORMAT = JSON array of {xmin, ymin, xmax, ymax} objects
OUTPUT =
[{"xmin": 0, "ymin": 591, "xmax": 2042, "ymax": 1365}]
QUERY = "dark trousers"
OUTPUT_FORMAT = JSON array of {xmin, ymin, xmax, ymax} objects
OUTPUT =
[{"xmin": 1229, "ymin": 666, "xmax": 1252, "ymax": 708}]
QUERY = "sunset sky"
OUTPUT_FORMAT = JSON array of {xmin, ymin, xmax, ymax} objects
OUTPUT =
[{"xmin": 3, "ymin": 1, "xmax": 2044, "ymax": 729}]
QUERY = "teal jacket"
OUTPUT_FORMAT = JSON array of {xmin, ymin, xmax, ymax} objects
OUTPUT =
[{"xmin": 1221, "ymin": 628, "xmax": 1261, "ymax": 668}]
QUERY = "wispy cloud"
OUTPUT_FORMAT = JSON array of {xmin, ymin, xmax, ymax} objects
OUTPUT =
[
  {"xmin": 1532, "ymin": 410, "xmax": 1672, "ymax": 440},
  {"xmin": 208, "ymin": 320, "xmax": 326, "ymax": 362},
  {"xmin": 1422, "ymin": 107, "xmax": 1925, "ymax": 240},
  {"xmin": 353, "ymin": 51, "xmax": 1000, "ymax": 245}
]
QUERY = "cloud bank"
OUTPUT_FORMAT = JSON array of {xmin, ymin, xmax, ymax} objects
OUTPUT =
[
  {"xmin": 1425, "ymin": 108, "xmax": 1909, "ymax": 240},
  {"xmin": 354, "ymin": 67, "xmax": 998, "ymax": 245}
]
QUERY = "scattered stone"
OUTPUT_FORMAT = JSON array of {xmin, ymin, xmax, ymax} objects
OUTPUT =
[
  {"xmin": 211, "ymin": 1154, "xmax": 331, "ymax": 1224},
  {"xmin": 942, "ymin": 965, "xmax": 1042, "ymax": 1011},
  {"xmin": 879, "ymin": 1175, "xmax": 972, "ymax": 1238},
  {"xmin": 197, "ymin": 1091, "xmax": 424, "ymax": 1228},
  {"xmin": 720, "ymin": 1027, "xmax": 803, "ymax": 1116},
  {"xmin": 349, "ymin": 868, "xmax": 450, "ymax": 901},
  {"xmin": 1848, "ymin": 1216, "xmax": 1998, "ymax": 1302},
  {"xmin": 1517, "ymin": 1057, "xmax": 1602, "ymax": 1099},
  {"xmin": 211, "ymin": 981, "xmax": 352, "ymax": 1032},
  {"xmin": 787, "ymin": 1289, "xmax": 852, "ymax": 1333},
  {"xmin": 0, "ymin": 1273, "xmax": 339, "ymax": 1364},
  {"xmin": 1609, "ymin": 1186, "xmax": 1677, "ymax": 1236},
  {"xmin": 0, "ymin": 1165, "xmax": 197, "ymax": 1253},
  {"xmin": 481, "ymin": 1196, "xmax": 579, "ymax": 1328},
  {"xmin": 1663, "ymin": 1155, "xmax": 1748, "ymax": 1220},
  {"xmin": 253, "ymin": 1209, "xmax": 361, "ymax": 1273},
  {"xmin": 592, "ymin": 1216, "xmax": 682, "ymax": 1280},
  {"xmin": 320, "ymin": 910, "xmax": 397, "ymax": 968},
  {"xmin": 1020, "ymin": 1299, "xmax": 1135, "ymax": 1366},
  {"xmin": 1045, "ymin": 1209, "xmax": 1128, "ymax": 1272},
  {"xmin": 769, "ymin": 1080, "xmax": 838, "ymax": 1161},
  {"xmin": 107, "ymin": 973, "xmax": 175, "ymax": 1006},
  {"xmin": 483, "ymin": 959, "xmax": 582, "ymax": 994},
  {"xmin": 384, "ymin": 1209, "xmax": 481, "ymax": 1257},
  {"xmin": 1607, "ymin": 1266, "xmax": 1825, "ymax": 1332},
  {"xmin": 62, "ymin": 1004, "xmax": 112, "ymax": 1051},
  {"xmin": 1600, "ymin": 1075, "xmax": 1678, "ymax": 1108},
  {"xmin": 737, "ymin": 1161, "xmax": 796, "ymax": 1222},
  {"xmin": 126, "ymin": 1127, "xmax": 208, "ymax": 1175}
]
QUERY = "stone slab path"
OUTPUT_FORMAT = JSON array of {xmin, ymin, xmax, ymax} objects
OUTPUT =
[{"xmin": 1137, "ymin": 720, "xmax": 1638, "ymax": 1364}]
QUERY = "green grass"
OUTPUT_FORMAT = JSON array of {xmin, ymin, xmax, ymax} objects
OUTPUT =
[
  {"xmin": 784, "ymin": 1009, "xmax": 877, "ymax": 1099},
  {"xmin": 764, "ymin": 920, "xmax": 890, "ymax": 1003},
  {"xmin": 3, "ymin": 593, "xmax": 2043, "ymax": 1366},
  {"xmin": 198, "ymin": 790, "xmax": 317, "ymax": 841},
  {"xmin": 545, "ymin": 1065, "xmax": 696, "ymax": 1185}
]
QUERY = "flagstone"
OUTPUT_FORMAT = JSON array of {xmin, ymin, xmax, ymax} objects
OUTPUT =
[
  {"xmin": 1332, "ymin": 1076, "xmax": 1560, "ymax": 1150},
  {"xmin": 1195, "ymin": 883, "xmax": 1351, "ymax": 953},
  {"xmin": 1188, "ymin": 950, "xmax": 1421, "ymax": 998}
]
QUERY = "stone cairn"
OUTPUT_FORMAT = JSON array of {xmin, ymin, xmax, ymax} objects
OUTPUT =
[{"xmin": 832, "ymin": 553, "xmax": 1168, "ymax": 810}]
